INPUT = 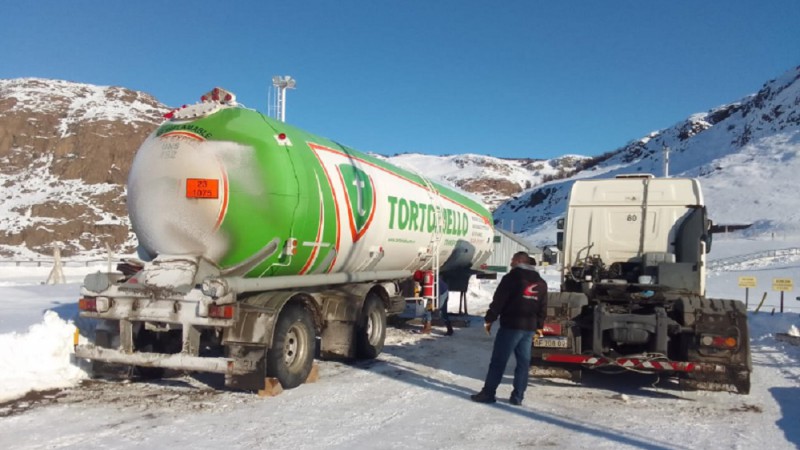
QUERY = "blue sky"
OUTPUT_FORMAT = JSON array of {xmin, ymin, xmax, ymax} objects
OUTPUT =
[{"xmin": 1, "ymin": 1, "xmax": 798, "ymax": 160}]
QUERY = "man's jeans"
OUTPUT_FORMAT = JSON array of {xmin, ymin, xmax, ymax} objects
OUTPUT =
[
  {"xmin": 482, "ymin": 327, "xmax": 534, "ymax": 401},
  {"xmin": 424, "ymin": 292, "xmax": 450, "ymax": 323},
  {"xmin": 439, "ymin": 292, "xmax": 450, "ymax": 323}
]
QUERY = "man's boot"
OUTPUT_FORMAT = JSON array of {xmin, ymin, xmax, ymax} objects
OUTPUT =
[
  {"xmin": 421, "ymin": 321, "xmax": 432, "ymax": 334},
  {"xmin": 445, "ymin": 321, "xmax": 454, "ymax": 336},
  {"xmin": 470, "ymin": 390, "xmax": 496, "ymax": 403}
]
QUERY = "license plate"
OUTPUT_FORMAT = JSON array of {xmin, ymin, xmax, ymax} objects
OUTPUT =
[{"xmin": 534, "ymin": 336, "xmax": 568, "ymax": 348}]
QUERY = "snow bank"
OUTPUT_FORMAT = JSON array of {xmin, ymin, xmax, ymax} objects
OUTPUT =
[{"xmin": 0, "ymin": 311, "xmax": 88, "ymax": 403}]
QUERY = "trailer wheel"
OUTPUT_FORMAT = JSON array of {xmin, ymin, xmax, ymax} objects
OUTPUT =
[
  {"xmin": 356, "ymin": 293, "xmax": 386, "ymax": 359},
  {"xmin": 266, "ymin": 303, "xmax": 315, "ymax": 389}
]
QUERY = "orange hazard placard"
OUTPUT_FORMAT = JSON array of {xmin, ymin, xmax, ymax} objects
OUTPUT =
[{"xmin": 186, "ymin": 178, "xmax": 219, "ymax": 199}]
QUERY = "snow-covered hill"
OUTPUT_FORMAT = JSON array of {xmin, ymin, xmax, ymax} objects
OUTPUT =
[
  {"xmin": 495, "ymin": 66, "xmax": 800, "ymax": 245},
  {"xmin": 381, "ymin": 152, "xmax": 587, "ymax": 210}
]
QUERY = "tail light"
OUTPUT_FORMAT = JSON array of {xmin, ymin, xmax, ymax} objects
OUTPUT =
[
  {"xmin": 542, "ymin": 323, "xmax": 562, "ymax": 336},
  {"xmin": 208, "ymin": 304, "xmax": 235, "ymax": 319},
  {"xmin": 78, "ymin": 297, "xmax": 111, "ymax": 313},
  {"xmin": 700, "ymin": 334, "xmax": 738, "ymax": 349},
  {"xmin": 78, "ymin": 297, "xmax": 97, "ymax": 312}
]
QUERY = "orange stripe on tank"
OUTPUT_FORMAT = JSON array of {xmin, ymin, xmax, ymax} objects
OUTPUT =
[
  {"xmin": 213, "ymin": 165, "xmax": 229, "ymax": 231},
  {"xmin": 310, "ymin": 151, "xmax": 341, "ymax": 273},
  {"xmin": 299, "ymin": 176, "xmax": 325, "ymax": 274},
  {"xmin": 160, "ymin": 131, "xmax": 205, "ymax": 141}
]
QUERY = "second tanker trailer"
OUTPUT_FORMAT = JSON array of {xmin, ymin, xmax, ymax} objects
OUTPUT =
[{"xmin": 74, "ymin": 88, "xmax": 494, "ymax": 390}]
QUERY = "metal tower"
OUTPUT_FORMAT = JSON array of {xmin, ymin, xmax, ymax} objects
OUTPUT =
[{"xmin": 271, "ymin": 76, "xmax": 296, "ymax": 122}]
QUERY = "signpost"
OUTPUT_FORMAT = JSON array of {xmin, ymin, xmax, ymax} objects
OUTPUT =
[
  {"xmin": 738, "ymin": 276, "xmax": 757, "ymax": 308},
  {"xmin": 772, "ymin": 278, "xmax": 794, "ymax": 313}
]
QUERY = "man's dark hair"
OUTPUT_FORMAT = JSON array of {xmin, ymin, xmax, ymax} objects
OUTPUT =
[{"xmin": 513, "ymin": 251, "xmax": 535, "ymax": 265}]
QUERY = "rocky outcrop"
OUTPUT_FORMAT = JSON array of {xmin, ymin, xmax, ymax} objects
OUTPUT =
[{"xmin": 0, "ymin": 79, "xmax": 167, "ymax": 257}]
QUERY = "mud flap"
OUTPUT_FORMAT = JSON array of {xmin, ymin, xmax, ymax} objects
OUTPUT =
[
  {"xmin": 225, "ymin": 344, "xmax": 268, "ymax": 391},
  {"xmin": 680, "ymin": 368, "xmax": 750, "ymax": 394},
  {"xmin": 677, "ymin": 297, "xmax": 752, "ymax": 395}
]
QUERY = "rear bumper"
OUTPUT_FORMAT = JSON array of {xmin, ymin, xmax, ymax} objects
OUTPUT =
[
  {"xmin": 541, "ymin": 353, "xmax": 728, "ymax": 374},
  {"xmin": 74, "ymin": 344, "xmax": 255, "ymax": 375}
]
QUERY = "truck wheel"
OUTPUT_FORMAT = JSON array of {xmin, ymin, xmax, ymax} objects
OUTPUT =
[
  {"xmin": 356, "ymin": 293, "xmax": 386, "ymax": 359},
  {"xmin": 266, "ymin": 303, "xmax": 315, "ymax": 389}
]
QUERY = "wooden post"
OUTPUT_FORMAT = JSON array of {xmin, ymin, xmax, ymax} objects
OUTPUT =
[{"xmin": 754, "ymin": 292, "xmax": 768, "ymax": 313}]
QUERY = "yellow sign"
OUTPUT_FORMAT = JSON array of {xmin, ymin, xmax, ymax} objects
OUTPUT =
[
  {"xmin": 738, "ymin": 276, "xmax": 757, "ymax": 288},
  {"xmin": 772, "ymin": 278, "xmax": 794, "ymax": 292}
]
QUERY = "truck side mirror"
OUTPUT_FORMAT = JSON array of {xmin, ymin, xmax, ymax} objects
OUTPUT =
[
  {"xmin": 556, "ymin": 218, "xmax": 564, "ymax": 230},
  {"xmin": 556, "ymin": 231, "xmax": 564, "ymax": 251}
]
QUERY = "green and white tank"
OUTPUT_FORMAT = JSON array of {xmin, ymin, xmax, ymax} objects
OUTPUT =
[{"xmin": 127, "ymin": 95, "xmax": 494, "ymax": 278}]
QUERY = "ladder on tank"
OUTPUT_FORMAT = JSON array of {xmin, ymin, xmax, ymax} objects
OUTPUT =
[{"xmin": 418, "ymin": 173, "xmax": 444, "ymax": 308}]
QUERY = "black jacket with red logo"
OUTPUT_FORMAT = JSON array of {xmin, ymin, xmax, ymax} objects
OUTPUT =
[{"xmin": 485, "ymin": 263, "xmax": 548, "ymax": 331}]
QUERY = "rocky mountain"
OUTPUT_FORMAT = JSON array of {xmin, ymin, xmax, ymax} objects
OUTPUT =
[
  {"xmin": 494, "ymin": 66, "xmax": 800, "ymax": 245},
  {"xmin": 0, "ymin": 79, "xmax": 169, "ymax": 257},
  {"xmin": 0, "ymin": 79, "xmax": 564, "ymax": 258}
]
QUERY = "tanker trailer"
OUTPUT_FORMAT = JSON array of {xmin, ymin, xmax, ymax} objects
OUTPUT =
[{"xmin": 75, "ymin": 88, "xmax": 494, "ymax": 390}]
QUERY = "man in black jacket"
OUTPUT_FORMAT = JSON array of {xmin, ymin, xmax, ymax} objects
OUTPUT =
[{"xmin": 471, "ymin": 251, "xmax": 547, "ymax": 405}]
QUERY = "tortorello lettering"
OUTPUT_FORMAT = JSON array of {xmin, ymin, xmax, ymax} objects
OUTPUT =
[{"xmin": 387, "ymin": 195, "xmax": 468, "ymax": 236}]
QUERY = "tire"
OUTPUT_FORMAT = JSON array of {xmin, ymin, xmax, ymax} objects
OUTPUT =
[
  {"xmin": 266, "ymin": 303, "xmax": 315, "ymax": 389},
  {"xmin": 356, "ymin": 293, "xmax": 386, "ymax": 359}
]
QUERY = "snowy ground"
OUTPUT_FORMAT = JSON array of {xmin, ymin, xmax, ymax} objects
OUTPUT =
[{"xmin": 1, "ymin": 237, "xmax": 799, "ymax": 449}]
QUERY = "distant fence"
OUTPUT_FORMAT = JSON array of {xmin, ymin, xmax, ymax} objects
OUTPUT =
[
  {"xmin": 707, "ymin": 247, "xmax": 800, "ymax": 271},
  {"xmin": 0, "ymin": 258, "xmax": 120, "ymax": 268}
]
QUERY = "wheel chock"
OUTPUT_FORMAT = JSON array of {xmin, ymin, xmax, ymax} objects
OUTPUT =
[
  {"xmin": 258, "ymin": 363, "xmax": 320, "ymax": 397},
  {"xmin": 258, "ymin": 378, "xmax": 284, "ymax": 397},
  {"xmin": 306, "ymin": 363, "xmax": 320, "ymax": 383}
]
